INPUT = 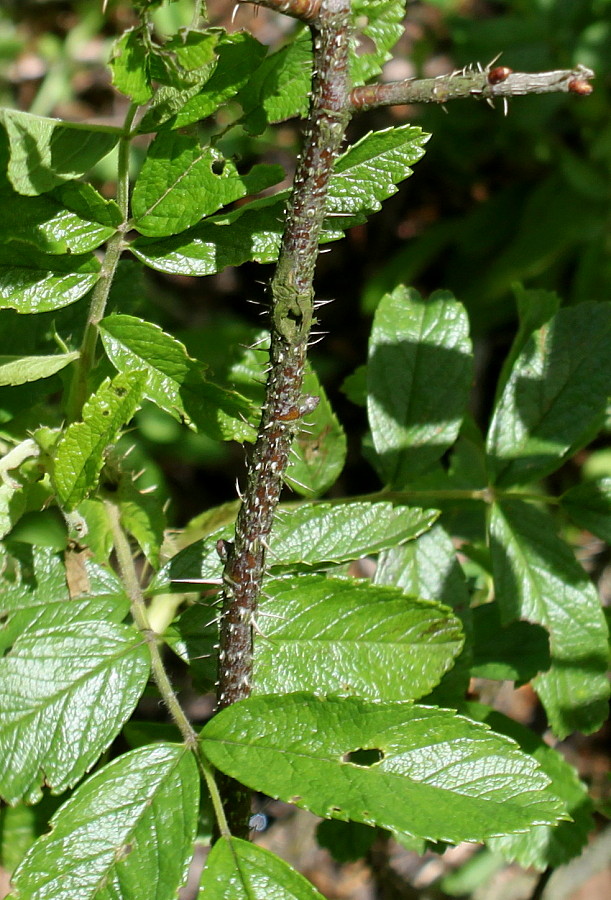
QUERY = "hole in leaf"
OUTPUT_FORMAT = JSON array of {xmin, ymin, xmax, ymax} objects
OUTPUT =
[
  {"xmin": 342, "ymin": 748, "xmax": 384, "ymax": 767},
  {"xmin": 211, "ymin": 159, "xmax": 225, "ymax": 175}
]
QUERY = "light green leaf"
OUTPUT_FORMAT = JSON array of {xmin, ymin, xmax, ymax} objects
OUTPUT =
[
  {"xmin": 201, "ymin": 694, "xmax": 566, "ymax": 844},
  {"xmin": 464, "ymin": 703, "xmax": 594, "ymax": 871},
  {"xmin": 271, "ymin": 502, "xmax": 437, "ymax": 568},
  {"xmin": 561, "ymin": 477, "xmax": 611, "ymax": 544},
  {"xmin": 238, "ymin": 30, "xmax": 312, "ymax": 134},
  {"xmin": 117, "ymin": 477, "xmax": 166, "ymax": 568},
  {"xmin": 99, "ymin": 314, "xmax": 256, "ymax": 441},
  {"xmin": 53, "ymin": 370, "xmax": 147, "ymax": 509},
  {"xmin": 109, "ymin": 28, "xmax": 155, "ymax": 104},
  {"xmin": 0, "ymin": 244, "xmax": 100, "ymax": 313},
  {"xmin": 131, "ymin": 131, "xmax": 283, "ymax": 237},
  {"xmin": 368, "ymin": 286, "xmax": 473, "ymax": 486},
  {"xmin": 487, "ymin": 303, "xmax": 611, "ymax": 487},
  {"xmin": 199, "ymin": 836, "xmax": 325, "ymax": 899},
  {"xmin": 350, "ymin": 0, "xmax": 405, "ymax": 84},
  {"xmin": 141, "ymin": 32, "xmax": 268, "ymax": 132},
  {"xmin": 0, "ymin": 352, "xmax": 78, "ymax": 387},
  {"xmin": 254, "ymin": 575, "xmax": 464, "ymax": 701},
  {"xmin": 0, "ymin": 621, "xmax": 150, "ymax": 804},
  {"xmin": 11, "ymin": 744, "xmax": 198, "ymax": 900},
  {"xmin": 489, "ymin": 500, "xmax": 609, "ymax": 737},
  {"xmin": 0, "ymin": 109, "xmax": 120, "ymax": 196},
  {"xmin": 375, "ymin": 523, "xmax": 472, "ymax": 704},
  {"xmin": 285, "ymin": 367, "xmax": 346, "ymax": 496}
]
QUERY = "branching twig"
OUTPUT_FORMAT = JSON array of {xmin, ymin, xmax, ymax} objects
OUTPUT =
[
  {"xmin": 217, "ymin": 0, "xmax": 352, "ymax": 836},
  {"xmin": 350, "ymin": 63, "xmax": 594, "ymax": 111}
]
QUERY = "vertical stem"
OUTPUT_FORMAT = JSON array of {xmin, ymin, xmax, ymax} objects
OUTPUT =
[
  {"xmin": 66, "ymin": 102, "xmax": 137, "ymax": 422},
  {"xmin": 217, "ymin": 0, "xmax": 352, "ymax": 837}
]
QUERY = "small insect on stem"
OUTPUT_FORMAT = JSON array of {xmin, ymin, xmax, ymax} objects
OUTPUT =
[{"xmin": 488, "ymin": 66, "xmax": 513, "ymax": 85}]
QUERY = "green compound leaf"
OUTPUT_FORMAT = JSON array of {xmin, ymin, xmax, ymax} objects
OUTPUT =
[
  {"xmin": 489, "ymin": 499, "xmax": 609, "ymax": 738},
  {"xmin": 11, "ymin": 744, "xmax": 198, "ymax": 900},
  {"xmin": 0, "ymin": 109, "xmax": 120, "ymax": 196},
  {"xmin": 99, "ymin": 314, "xmax": 256, "ymax": 441},
  {"xmin": 350, "ymin": 1, "xmax": 405, "ymax": 85},
  {"xmin": 238, "ymin": 30, "xmax": 312, "ymax": 134},
  {"xmin": 487, "ymin": 302, "xmax": 611, "ymax": 487},
  {"xmin": 0, "ymin": 546, "xmax": 129, "ymax": 655},
  {"xmin": 464, "ymin": 703, "xmax": 594, "ymax": 871},
  {"xmin": 561, "ymin": 477, "xmax": 611, "ymax": 544},
  {"xmin": 131, "ymin": 131, "xmax": 283, "ymax": 237},
  {"xmin": 53, "ymin": 370, "xmax": 147, "ymax": 510},
  {"xmin": 271, "ymin": 502, "xmax": 438, "ymax": 569},
  {"xmin": 0, "ymin": 244, "xmax": 100, "ymax": 313},
  {"xmin": 0, "ymin": 352, "xmax": 79, "ymax": 387},
  {"xmin": 201, "ymin": 694, "xmax": 566, "ymax": 844},
  {"xmin": 141, "ymin": 32, "xmax": 268, "ymax": 132},
  {"xmin": 199, "ymin": 836, "xmax": 325, "ymax": 899},
  {"xmin": 368, "ymin": 286, "xmax": 473, "ymax": 486},
  {"xmin": 253, "ymin": 575, "xmax": 464, "ymax": 701},
  {"xmin": 0, "ymin": 621, "xmax": 150, "ymax": 804},
  {"xmin": 326, "ymin": 125, "xmax": 429, "ymax": 217},
  {"xmin": 284, "ymin": 367, "xmax": 346, "ymax": 496}
]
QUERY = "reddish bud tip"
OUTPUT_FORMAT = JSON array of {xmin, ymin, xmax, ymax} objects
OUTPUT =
[
  {"xmin": 568, "ymin": 78, "xmax": 593, "ymax": 95},
  {"xmin": 488, "ymin": 66, "xmax": 513, "ymax": 84}
]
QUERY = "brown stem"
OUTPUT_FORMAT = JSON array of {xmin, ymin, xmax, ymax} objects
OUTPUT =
[
  {"xmin": 350, "ymin": 63, "xmax": 594, "ymax": 111},
  {"xmin": 216, "ymin": 0, "xmax": 352, "ymax": 838},
  {"xmin": 237, "ymin": 0, "xmax": 321, "ymax": 21}
]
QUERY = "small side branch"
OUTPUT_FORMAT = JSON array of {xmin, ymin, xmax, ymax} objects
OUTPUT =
[
  {"xmin": 350, "ymin": 63, "xmax": 594, "ymax": 111},
  {"xmin": 237, "ymin": 0, "xmax": 320, "ymax": 22}
]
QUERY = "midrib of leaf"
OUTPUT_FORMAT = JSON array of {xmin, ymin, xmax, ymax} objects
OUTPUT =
[
  {"xmin": 3, "ymin": 630, "xmax": 143, "ymax": 729},
  {"xmin": 137, "ymin": 146, "xmax": 213, "ymax": 221}
]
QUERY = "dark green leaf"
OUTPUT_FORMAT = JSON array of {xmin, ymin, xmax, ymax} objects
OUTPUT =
[
  {"xmin": 253, "ymin": 575, "xmax": 463, "ymax": 701},
  {"xmin": 315, "ymin": 820, "xmax": 377, "ymax": 864},
  {"xmin": 0, "ymin": 110, "xmax": 120, "ymax": 196},
  {"xmin": 53, "ymin": 370, "xmax": 147, "ymax": 509},
  {"xmin": 0, "ymin": 621, "xmax": 150, "ymax": 803},
  {"xmin": 201, "ymin": 694, "xmax": 565, "ymax": 844},
  {"xmin": 561, "ymin": 477, "xmax": 611, "ymax": 543},
  {"xmin": 470, "ymin": 602, "xmax": 550, "ymax": 683},
  {"xmin": 489, "ymin": 499, "xmax": 609, "ymax": 737},
  {"xmin": 487, "ymin": 303, "xmax": 611, "ymax": 487},
  {"xmin": 11, "ymin": 744, "xmax": 198, "ymax": 900},
  {"xmin": 109, "ymin": 27, "xmax": 154, "ymax": 104},
  {"xmin": 199, "ymin": 836, "xmax": 326, "ymax": 899},
  {"xmin": 368, "ymin": 286, "xmax": 473, "ymax": 485}
]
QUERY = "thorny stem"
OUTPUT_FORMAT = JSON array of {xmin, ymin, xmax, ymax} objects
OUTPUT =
[
  {"xmin": 66, "ymin": 102, "xmax": 138, "ymax": 423},
  {"xmin": 217, "ymin": 0, "xmax": 352, "ymax": 836}
]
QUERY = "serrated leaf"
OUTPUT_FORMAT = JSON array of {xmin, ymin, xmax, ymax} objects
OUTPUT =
[
  {"xmin": 131, "ymin": 131, "xmax": 283, "ymax": 237},
  {"xmin": 201, "ymin": 694, "xmax": 566, "ymax": 844},
  {"xmin": 285, "ymin": 367, "xmax": 346, "ymax": 496},
  {"xmin": 117, "ymin": 476, "xmax": 165, "ymax": 568},
  {"xmin": 254, "ymin": 575, "xmax": 464, "ymax": 701},
  {"xmin": 375, "ymin": 523, "xmax": 473, "ymax": 704},
  {"xmin": 53, "ymin": 370, "xmax": 147, "ymax": 509},
  {"xmin": 0, "ymin": 621, "xmax": 150, "ymax": 803},
  {"xmin": 470, "ymin": 602, "xmax": 550, "ymax": 683},
  {"xmin": 238, "ymin": 30, "xmax": 312, "ymax": 134},
  {"xmin": 0, "ymin": 110, "xmax": 119, "ymax": 196},
  {"xmin": 561, "ymin": 477, "xmax": 611, "ymax": 543},
  {"xmin": 99, "ymin": 314, "xmax": 256, "ymax": 440},
  {"xmin": 0, "ymin": 244, "xmax": 100, "ymax": 313},
  {"xmin": 350, "ymin": 0, "xmax": 405, "ymax": 85},
  {"xmin": 141, "ymin": 32, "xmax": 268, "ymax": 132},
  {"xmin": 464, "ymin": 703, "xmax": 594, "ymax": 871},
  {"xmin": 11, "ymin": 744, "xmax": 198, "ymax": 900},
  {"xmin": 0, "ymin": 546, "xmax": 129, "ymax": 654},
  {"xmin": 272, "ymin": 502, "xmax": 437, "ymax": 568},
  {"xmin": 0, "ymin": 352, "xmax": 79, "ymax": 387},
  {"xmin": 109, "ymin": 27, "xmax": 154, "ymax": 104},
  {"xmin": 199, "ymin": 836, "xmax": 325, "ymax": 899},
  {"xmin": 489, "ymin": 499, "xmax": 609, "ymax": 738},
  {"xmin": 368, "ymin": 286, "xmax": 473, "ymax": 486},
  {"xmin": 487, "ymin": 303, "xmax": 611, "ymax": 487}
]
